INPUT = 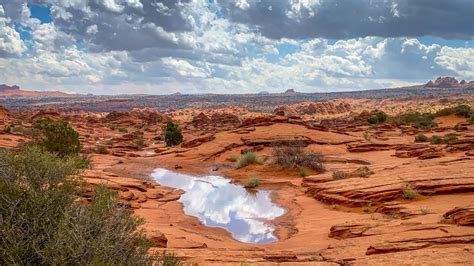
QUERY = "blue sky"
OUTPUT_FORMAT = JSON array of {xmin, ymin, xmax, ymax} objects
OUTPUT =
[{"xmin": 0, "ymin": 0, "xmax": 473, "ymax": 95}]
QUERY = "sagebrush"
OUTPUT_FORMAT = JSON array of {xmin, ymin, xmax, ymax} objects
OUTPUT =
[{"xmin": 272, "ymin": 141, "xmax": 325, "ymax": 173}]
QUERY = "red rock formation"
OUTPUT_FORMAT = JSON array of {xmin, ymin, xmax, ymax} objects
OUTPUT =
[
  {"xmin": 424, "ymin": 77, "xmax": 474, "ymax": 88},
  {"xmin": 181, "ymin": 134, "xmax": 215, "ymax": 148},
  {"xmin": 30, "ymin": 108, "xmax": 61, "ymax": 121},
  {"xmin": 443, "ymin": 206, "xmax": 474, "ymax": 226},
  {"xmin": 0, "ymin": 84, "xmax": 20, "ymax": 92},
  {"xmin": 274, "ymin": 100, "xmax": 351, "ymax": 116}
]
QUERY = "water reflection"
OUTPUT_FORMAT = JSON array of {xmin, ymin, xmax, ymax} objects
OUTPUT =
[{"xmin": 151, "ymin": 168, "xmax": 285, "ymax": 244}]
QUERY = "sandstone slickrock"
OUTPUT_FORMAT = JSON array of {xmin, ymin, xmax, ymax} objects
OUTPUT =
[
  {"xmin": 181, "ymin": 134, "xmax": 215, "ymax": 148},
  {"xmin": 443, "ymin": 206, "xmax": 474, "ymax": 226}
]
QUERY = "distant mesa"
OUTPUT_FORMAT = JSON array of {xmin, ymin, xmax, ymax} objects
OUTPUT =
[
  {"xmin": 0, "ymin": 84, "xmax": 20, "ymax": 92},
  {"xmin": 258, "ymin": 91, "xmax": 269, "ymax": 95},
  {"xmin": 424, "ymin": 77, "xmax": 474, "ymax": 88},
  {"xmin": 283, "ymin": 89, "xmax": 298, "ymax": 94},
  {"xmin": 0, "ymin": 84, "xmax": 71, "ymax": 97}
]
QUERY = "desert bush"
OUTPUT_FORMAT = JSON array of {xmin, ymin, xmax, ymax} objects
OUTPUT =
[
  {"xmin": 272, "ymin": 141, "xmax": 325, "ymax": 173},
  {"xmin": 118, "ymin": 127, "xmax": 128, "ymax": 133},
  {"xmin": 413, "ymin": 117, "xmax": 437, "ymax": 129},
  {"xmin": 228, "ymin": 154, "xmax": 240, "ymax": 162},
  {"xmin": 237, "ymin": 151, "xmax": 257, "ymax": 168},
  {"xmin": 443, "ymin": 134, "xmax": 458, "ymax": 143},
  {"xmin": 420, "ymin": 207, "xmax": 429, "ymax": 215},
  {"xmin": 164, "ymin": 122, "xmax": 183, "ymax": 146},
  {"xmin": 450, "ymin": 106, "xmax": 464, "ymax": 117},
  {"xmin": 332, "ymin": 170, "xmax": 347, "ymax": 180},
  {"xmin": 414, "ymin": 134, "xmax": 428, "ymax": 142},
  {"xmin": 299, "ymin": 167, "xmax": 309, "ymax": 177},
  {"xmin": 401, "ymin": 184, "xmax": 419, "ymax": 200},
  {"xmin": 430, "ymin": 135, "xmax": 443, "ymax": 144},
  {"xmin": 363, "ymin": 131, "xmax": 370, "ymax": 141},
  {"xmin": 469, "ymin": 115, "xmax": 474, "ymax": 125},
  {"xmin": 353, "ymin": 166, "xmax": 374, "ymax": 178},
  {"xmin": 134, "ymin": 137, "xmax": 147, "ymax": 148},
  {"xmin": 390, "ymin": 112, "xmax": 437, "ymax": 129},
  {"xmin": 94, "ymin": 144, "xmax": 109, "ymax": 154},
  {"xmin": 244, "ymin": 178, "xmax": 259, "ymax": 189},
  {"xmin": 363, "ymin": 203, "xmax": 373, "ymax": 213},
  {"xmin": 32, "ymin": 118, "xmax": 81, "ymax": 157},
  {"xmin": 157, "ymin": 252, "xmax": 182, "ymax": 266},
  {"xmin": 0, "ymin": 147, "xmax": 157, "ymax": 265},
  {"xmin": 434, "ymin": 104, "xmax": 472, "ymax": 118},
  {"xmin": 3, "ymin": 125, "xmax": 11, "ymax": 133},
  {"xmin": 367, "ymin": 111, "xmax": 388, "ymax": 124}
]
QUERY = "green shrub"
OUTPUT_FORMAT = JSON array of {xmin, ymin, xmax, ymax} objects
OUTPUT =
[
  {"xmin": 157, "ymin": 252, "xmax": 182, "ymax": 266},
  {"xmin": 272, "ymin": 141, "xmax": 325, "ymax": 173},
  {"xmin": 469, "ymin": 115, "xmax": 474, "ymax": 125},
  {"xmin": 367, "ymin": 111, "xmax": 388, "ymax": 124},
  {"xmin": 134, "ymin": 136, "xmax": 147, "ymax": 148},
  {"xmin": 443, "ymin": 134, "xmax": 458, "ymax": 143},
  {"xmin": 3, "ymin": 125, "xmax": 11, "ymax": 133},
  {"xmin": 244, "ymin": 178, "xmax": 260, "ymax": 189},
  {"xmin": 228, "ymin": 154, "xmax": 240, "ymax": 162},
  {"xmin": 363, "ymin": 203, "xmax": 373, "ymax": 213},
  {"xmin": 363, "ymin": 131, "xmax": 370, "ymax": 141},
  {"xmin": 118, "ymin": 127, "xmax": 128, "ymax": 133},
  {"xmin": 299, "ymin": 167, "xmax": 309, "ymax": 177},
  {"xmin": 414, "ymin": 134, "xmax": 428, "ymax": 142},
  {"xmin": 332, "ymin": 170, "xmax": 347, "ymax": 180},
  {"xmin": 164, "ymin": 122, "xmax": 183, "ymax": 146},
  {"xmin": 430, "ymin": 135, "xmax": 443, "ymax": 144},
  {"xmin": 237, "ymin": 151, "xmax": 257, "ymax": 168},
  {"xmin": 453, "ymin": 104, "xmax": 471, "ymax": 117},
  {"xmin": 94, "ymin": 144, "xmax": 109, "ymax": 154},
  {"xmin": 413, "ymin": 118, "xmax": 437, "ymax": 129},
  {"xmin": 0, "ymin": 146, "xmax": 157, "ymax": 265},
  {"xmin": 390, "ymin": 112, "xmax": 437, "ymax": 128},
  {"xmin": 32, "ymin": 118, "xmax": 81, "ymax": 157},
  {"xmin": 434, "ymin": 104, "xmax": 472, "ymax": 118},
  {"xmin": 353, "ymin": 166, "xmax": 374, "ymax": 178},
  {"xmin": 402, "ymin": 184, "xmax": 419, "ymax": 200}
]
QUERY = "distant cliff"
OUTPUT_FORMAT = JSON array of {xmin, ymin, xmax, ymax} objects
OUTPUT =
[
  {"xmin": 0, "ymin": 84, "xmax": 71, "ymax": 97},
  {"xmin": 424, "ymin": 77, "xmax": 474, "ymax": 88},
  {"xmin": 0, "ymin": 84, "xmax": 20, "ymax": 92}
]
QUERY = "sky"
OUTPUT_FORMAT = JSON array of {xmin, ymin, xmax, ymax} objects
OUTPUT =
[{"xmin": 0, "ymin": 0, "xmax": 473, "ymax": 95}]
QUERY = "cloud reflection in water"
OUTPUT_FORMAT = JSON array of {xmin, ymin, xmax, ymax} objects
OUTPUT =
[{"xmin": 152, "ymin": 168, "xmax": 285, "ymax": 244}]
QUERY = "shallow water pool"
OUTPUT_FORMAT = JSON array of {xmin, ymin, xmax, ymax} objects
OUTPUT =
[{"xmin": 151, "ymin": 168, "xmax": 285, "ymax": 244}]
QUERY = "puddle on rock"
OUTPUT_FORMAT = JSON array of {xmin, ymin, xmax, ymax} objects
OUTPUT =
[{"xmin": 151, "ymin": 168, "xmax": 285, "ymax": 244}]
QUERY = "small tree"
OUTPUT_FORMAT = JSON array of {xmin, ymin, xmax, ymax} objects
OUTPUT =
[
  {"xmin": 32, "ymin": 118, "xmax": 81, "ymax": 157},
  {"xmin": 164, "ymin": 122, "xmax": 183, "ymax": 146}
]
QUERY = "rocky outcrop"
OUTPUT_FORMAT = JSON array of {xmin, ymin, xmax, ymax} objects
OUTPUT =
[
  {"xmin": 329, "ymin": 223, "xmax": 378, "ymax": 239},
  {"xmin": 240, "ymin": 116, "xmax": 274, "ymax": 127},
  {"xmin": 131, "ymin": 108, "xmax": 167, "ymax": 124},
  {"xmin": 30, "ymin": 108, "xmax": 61, "ymax": 121},
  {"xmin": 147, "ymin": 229, "xmax": 168, "ymax": 247},
  {"xmin": 0, "ymin": 84, "xmax": 20, "ymax": 92},
  {"xmin": 191, "ymin": 112, "xmax": 240, "ymax": 129},
  {"xmin": 347, "ymin": 143, "xmax": 394, "ymax": 152},
  {"xmin": 274, "ymin": 100, "xmax": 351, "ymax": 116},
  {"xmin": 181, "ymin": 134, "xmax": 215, "ymax": 148},
  {"xmin": 443, "ymin": 206, "xmax": 474, "ymax": 226},
  {"xmin": 366, "ymin": 234, "xmax": 474, "ymax": 255},
  {"xmin": 305, "ymin": 173, "xmax": 474, "ymax": 208},
  {"xmin": 424, "ymin": 77, "xmax": 474, "ymax": 88}
]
